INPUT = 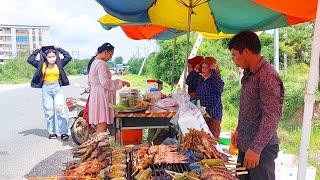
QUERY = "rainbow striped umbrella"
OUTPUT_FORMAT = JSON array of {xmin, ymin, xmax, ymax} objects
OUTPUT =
[
  {"xmin": 95, "ymin": 0, "xmax": 316, "ymax": 85},
  {"xmin": 95, "ymin": 0, "xmax": 316, "ymax": 34},
  {"xmin": 98, "ymin": 13, "xmax": 232, "ymax": 40}
]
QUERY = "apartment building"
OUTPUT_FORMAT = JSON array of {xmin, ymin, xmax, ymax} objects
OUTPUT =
[{"xmin": 0, "ymin": 24, "xmax": 50, "ymax": 63}]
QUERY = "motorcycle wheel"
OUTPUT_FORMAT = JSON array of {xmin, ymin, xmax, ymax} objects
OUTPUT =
[{"xmin": 71, "ymin": 117, "xmax": 90, "ymax": 145}]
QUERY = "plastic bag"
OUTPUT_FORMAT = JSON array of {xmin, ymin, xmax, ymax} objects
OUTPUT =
[{"xmin": 170, "ymin": 88, "xmax": 212, "ymax": 136}]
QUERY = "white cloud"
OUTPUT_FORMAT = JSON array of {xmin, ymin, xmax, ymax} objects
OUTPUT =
[{"xmin": 0, "ymin": 0, "xmax": 156, "ymax": 61}]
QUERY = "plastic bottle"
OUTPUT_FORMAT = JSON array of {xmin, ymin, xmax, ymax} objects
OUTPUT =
[
  {"xmin": 229, "ymin": 130, "xmax": 239, "ymax": 155},
  {"xmin": 149, "ymin": 88, "xmax": 160, "ymax": 103},
  {"xmin": 147, "ymin": 79, "xmax": 157, "ymax": 92}
]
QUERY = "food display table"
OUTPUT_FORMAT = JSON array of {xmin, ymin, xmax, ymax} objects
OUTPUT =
[{"xmin": 114, "ymin": 111, "xmax": 176, "ymax": 145}]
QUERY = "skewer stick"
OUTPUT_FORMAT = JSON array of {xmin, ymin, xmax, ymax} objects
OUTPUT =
[
  {"xmin": 205, "ymin": 164, "xmax": 217, "ymax": 175},
  {"xmin": 165, "ymin": 170, "xmax": 175, "ymax": 178},
  {"xmin": 235, "ymin": 167, "xmax": 246, "ymax": 171},
  {"xmin": 225, "ymin": 162, "xmax": 241, "ymax": 166},
  {"xmin": 232, "ymin": 171, "xmax": 249, "ymax": 176},
  {"xmin": 164, "ymin": 170, "xmax": 200, "ymax": 180},
  {"xmin": 131, "ymin": 169, "xmax": 139, "ymax": 176}
]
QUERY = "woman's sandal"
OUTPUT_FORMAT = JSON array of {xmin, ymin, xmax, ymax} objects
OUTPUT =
[{"xmin": 61, "ymin": 134, "xmax": 69, "ymax": 141}]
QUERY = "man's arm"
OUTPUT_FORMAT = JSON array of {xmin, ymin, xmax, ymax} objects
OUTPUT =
[{"xmin": 249, "ymin": 74, "xmax": 283, "ymax": 154}]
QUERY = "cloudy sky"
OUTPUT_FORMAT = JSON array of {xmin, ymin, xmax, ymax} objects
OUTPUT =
[{"xmin": 0, "ymin": 0, "xmax": 157, "ymax": 61}]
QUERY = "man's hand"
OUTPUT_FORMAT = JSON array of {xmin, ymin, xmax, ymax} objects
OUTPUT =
[
  {"xmin": 231, "ymin": 130, "xmax": 238, "ymax": 147},
  {"xmin": 244, "ymin": 149, "xmax": 260, "ymax": 169}
]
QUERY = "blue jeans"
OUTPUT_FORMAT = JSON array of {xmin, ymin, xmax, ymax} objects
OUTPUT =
[{"xmin": 42, "ymin": 82, "xmax": 68, "ymax": 135}]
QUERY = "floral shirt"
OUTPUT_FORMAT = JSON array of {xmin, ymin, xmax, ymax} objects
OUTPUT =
[{"xmin": 237, "ymin": 59, "xmax": 284, "ymax": 154}]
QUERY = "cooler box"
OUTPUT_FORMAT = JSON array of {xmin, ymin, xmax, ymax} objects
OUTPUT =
[
  {"xmin": 219, "ymin": 132, "xmax": 231, "ymax": 145},
  {"xmin": 121, "ymin": 129, "xmax": 143, "ymax": 145}
]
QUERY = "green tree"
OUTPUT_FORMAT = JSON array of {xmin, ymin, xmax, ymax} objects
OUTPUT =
[
  {"xmin": 114, "ymin": 56, "xmax": 124, "ymax": 64},
  {"xmin": 279, "ymin": 23, "xmax": 313, "ymax": 63},
  {"xmin": 149, "ymin": 34, "xmax": 195, "ymax": 84},
  {"xmin": 128, "ymin": 57, "xmax": 143, "ymax": 74},
  {"xmin": 107, "ymin": 61, "xmax": 114, "ymax": 69}
]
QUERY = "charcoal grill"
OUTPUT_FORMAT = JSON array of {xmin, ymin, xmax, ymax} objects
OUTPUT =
[
  {"xmin": 126, "ymin": 150, "xmax": 190, "ymax": 180},
  {"xmin": 151, "ymin": 163, "xmax": 191, "ymax": 180}
]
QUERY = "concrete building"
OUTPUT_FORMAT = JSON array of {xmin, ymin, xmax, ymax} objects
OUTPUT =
[{"xmin": 0, "ymin": 24, "xmax": 50, "ymax": 63}]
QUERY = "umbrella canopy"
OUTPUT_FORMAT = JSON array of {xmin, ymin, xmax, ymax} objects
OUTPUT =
[
  {"xmin": 95, "ymin": 0, "xmax": 317, "ymax": 86},
  {"xmin": 98, "ymin": 13, "xmax": 184, "ymax": 40},
  {"xmin": 99, "ymin": 13, "xmax": 232, "ymax": 40},
  {"xmin": 95, "ymin": 0, "xmax": 316, "ymax": 34}
]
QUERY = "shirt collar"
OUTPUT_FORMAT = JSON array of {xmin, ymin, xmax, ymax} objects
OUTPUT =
[
  {"xmin": 243, "ymin": 58, "xmax": 266, "ymax": 76},
  {"xmin": 251, "ymin": 58, "xmax": 266, "ymax": 74}
]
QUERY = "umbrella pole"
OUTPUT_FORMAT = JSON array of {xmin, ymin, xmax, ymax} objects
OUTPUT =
[
  {"xmin": 297, "ymin": 0, "xmax": 320, "ymax": 179},
  {"xmin": 182, "ymin": 2, "xmax": 193, "ymax": 89},
  {"xmin": 171, "ymin": 33, "xmax": 178, "ymax": 93}
]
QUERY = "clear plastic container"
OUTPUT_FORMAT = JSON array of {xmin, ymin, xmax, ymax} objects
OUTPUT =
[
  {"xmin": 147, "ymin": 79, "xmax": 158, "ymax": 92},
  {"xmin": 117, "ymin": 87, "xmax": 140, "ymax": 107},
  {"xmin": 149, "ymin": 88, "xmax": 161, "ymax": 103}
]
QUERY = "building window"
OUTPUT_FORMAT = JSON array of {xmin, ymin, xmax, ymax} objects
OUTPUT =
[
  {"xmin": 16, "ymin": 29, "xmax": 28, "ymax": 34},
  {"xmin": 16, "ymin": 36, "xmax": 29, "ymax": 43},
  {"xmin": 0, "ymin": 28, "xmax": 11, "ymax": 34},
  {"xmin": 39, "ymin": 36, "xmax": 42, "ymax": 42},
  {"xmin": 16, "ymin": 44, "xmax": 29, "ymax": 50},
  {"xmin": 1, "ymin": 36, "xmax": 12, "ymax": 42},
  {"xmin": 0, "ymin": 44, "xmax": 12, "ymax": 48}
]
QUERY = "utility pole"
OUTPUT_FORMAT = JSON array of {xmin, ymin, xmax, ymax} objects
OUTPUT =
[
  {"xmin": 274, "ymin": 29, "xmax": 280, "ymax": 72},
  {"xmin": 177, "ymin": 33, "xmax": 204, "ymax": 88}
]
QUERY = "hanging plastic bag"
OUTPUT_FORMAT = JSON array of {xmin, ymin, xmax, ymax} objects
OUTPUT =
[{"xmin": 170, "ymin": 87, "xmax": 212, "ymax": 136}]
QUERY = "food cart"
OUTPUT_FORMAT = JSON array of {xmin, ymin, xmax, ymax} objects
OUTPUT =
[{"xmin": 114, "ymin": 111, "xmax": 175, "ymax": 145}]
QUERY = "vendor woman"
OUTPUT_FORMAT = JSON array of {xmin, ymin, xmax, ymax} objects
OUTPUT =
[
  {"xmin": 88, "ymin": 43, "xmax": 130, "ymax": 133},
  {"xmin": 186, "ymin": 57, "xmax": 224, "ymax": 137}
]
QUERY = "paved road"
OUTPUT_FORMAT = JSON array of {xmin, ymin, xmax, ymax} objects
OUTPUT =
[{"xmin": 0, "ymin": 76, "xmax": 89, "ymax": 179}]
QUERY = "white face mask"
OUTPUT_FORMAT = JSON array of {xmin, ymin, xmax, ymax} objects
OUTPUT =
[{"xmin": 47, "ymin": 56, "xmax": 56, "ymax": 64}]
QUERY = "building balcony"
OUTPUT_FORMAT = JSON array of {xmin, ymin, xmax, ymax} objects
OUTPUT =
[
  {"xmin": 16, "ymin": 32, "xmax": 29, "ymax": 36},
  {"xmin": 0, "ymin": 40, "xmax": 12, "ymax": 44},
  {"xmin": 0, "ymin": 48, "xmax": 12, "ymax": 52},
  {"xmin": 0, "ymin": 33, "xmax": 11, "ymax": 36},
  {"xmin": 16, "ymin": 41, "xmax": 29, "ymax": 44}
]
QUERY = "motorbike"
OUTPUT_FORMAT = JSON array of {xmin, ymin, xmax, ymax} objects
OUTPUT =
[{"xmin": 66, "ymin": 85, "xmax": 95, "ymax": 145}]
